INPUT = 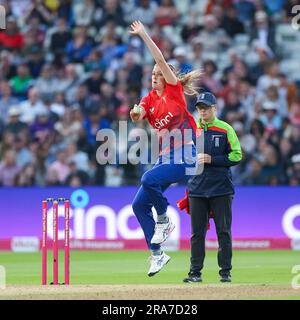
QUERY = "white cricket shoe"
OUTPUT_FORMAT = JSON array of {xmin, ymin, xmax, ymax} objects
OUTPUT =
[
  {"xmin": 150, "ymin": 219, "xmax": 175, "ymax": 245},
  {"xmin": 148, "ymin": 252, "xmax": 171, "ymax": 277}
]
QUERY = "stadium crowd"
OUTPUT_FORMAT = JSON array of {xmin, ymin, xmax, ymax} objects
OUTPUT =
[{"xmin": 0, "ymin": 0, "xmax": 299, "ymax": 187}]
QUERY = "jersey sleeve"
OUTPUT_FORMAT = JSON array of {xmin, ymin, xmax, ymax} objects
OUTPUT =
[{"xmin": 140, "ymin": 94, "xmax": 150, "ymax": 120}]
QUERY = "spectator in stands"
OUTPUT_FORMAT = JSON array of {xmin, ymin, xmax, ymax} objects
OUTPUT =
[
  {"xmin": 279, "ymin": 138, "xmax": 292, "ymax": 183},
  {"xmin": 13, "ymin": 135, "xmax": 33, "ymax": 169},
  {"xmin": 149, "ymin": 25, "xmax": 165, "ymax": 51},
  {"xmin": 56, "ymin": 0, "xmax": 72, "ymax": 21},
  {"xmin": 130, "ymin": 0, "xmax": 158, "ymax": 26},
  {"xmin": 83, "ymin": 108, "xmax": 110, "ymax": 146},
  {"xmin": 41, "ymin": 96, "xmax": 60, "ymax": 123},
  {"xmin": 19, "ymin": 87, "xmax": 47, "ymax": 124},
  {"xmin": 4, "ymin": 107, "xmax": 28, "ymax": 136},
  {"xmin": 46, "ymin": 148, "xmax": 70, "ymax": 185},
  {"xmin": 24, "ymin": 0, "xmax": 54, "ymax": 26},
  {"xmin": 205, "ymin": 0, "xmax": 232, "ymax": 15},
  {"xmin": 154, "ymin": 0, "xmax": 180, "ymax": 26},
  {"xmin": 72, "ymin": 0, "xmax": 96, "ymax": 27},
  {"xmin": 9, "ymin": 64, "xmax": 33, "ymax": 100},
  {"xmin": 84, "ymin": 64, "xmax": 106, "ymax": 95},
  {"xmin": 54, "ymin": 107, "xmax": 82, "ymax": 144},
  {"xmin": 65, "ymin": 26, "xmax": 94, "ymax": 63},
  {"xmin": 24, "ymin": 16, "xmax": 46, "ymax": 47},
  {"xmin": 0, "ymin": 16, "xmax": 24, "ymax": 51},
  {"xmin": 198, "ymin": 14, "xmax": 230, "ymax": 54},
  {"xmin": 278, "ymin": 73, "xmax": 298, "ymax": 108},
  {"xmin": 250, "ymin": 10, "xmax": 276, "ymax": 52},
  {"xmin": 48, "ymin": 92, "xmax": 66, "ymax": 119},
  {"xmin": 233, "ymin": 120, "xmax": 256, "ymax": 154},
  {"xmin": 201, "ymin": 60, "xmax": 222, "ymax": 95},
  {"xmin": 35, "ymin": 64, "xmax": 60, "ymax": 99},
  {"xmin": 65, "ymin": 160, "xmax": 91, "ymax": 186},
  {"xmin": 99, "ymin": 82, "xmax": 121, "ymax": 115},
  {"xmin": 0, "ymin": 50, "xmax": 16, "ymax": 80},
  {"xmin": 260, "ymin": 144, "xmax": 283, "ymax": 184},
  {"xmin": 237, "ymin": 78, "xmax": 256, "ymax": 125},
  {"xmin": 256, "ymin": 60, "xmax": 280, "ymax": 96},
  {"xmin": 66, "ymin": 141, "xmax": 89, "ymax": 173},
  {"xmin": 221, "ymin": 5, "xmax": 245, "ymax": 38},
  {"xmin": 96, "ymin": 0, "xmax": 126, "ymax": 28},
  {"xmin": 121, "ymin": 52, "xmax": 143, "ymax": 91},
  {"xmin": 0, "ymin": 81, "xmax": 18, "ymax": 123},
  {"xmin": 84, "ymin": 49, "xmax": 107, "ymax": 73},
  {"xmin": 29, "ymin": 109, "xmax": 54, "ymax": 143},
  {"xmin": 97, "ymin": 20, "xmax": 127, "ymax": 68},
  {"xmin": 261, "ymin": 85, "xmax": 288, "ymax": 117},
  {"xmin": 49, "ymin": 17, "xmax": 72, "ymax": 59},
  {"xmin": 59, "ymin": 64, "xmax": 82, "ymax": 105},
  {"xmin": 0, "ymin": 149, "xmax": 20, "ymax": 186},
  {"xmin": 233, "ymin": 0, "xmax": 256, "ymax": 27},
  {"xmin": 289, "ymin": 154, "xmax": 300, "ymax": 184},
  {"xmin": 249, "ymin": 43, "xmax": 274, "ymax": 85},
  {"xmin": 172, "ymin": 47, "xmax": 193, "ymax": 74},
  {"xmin": 221, "ymin": 90, "xmax": 245, "ymax": 124},
  {"xmin": 241, "ymin": 158, "xmax": 264, "ymax": 185},
  {"xmin": 15, "ymin": 162, "xmax": 37, "ymax": 186},
  {"xmin": 7, "ymin": 0, "xmax": 29, "ymax": 18},
  {"xmin": 0, "ymin": 131, "xmax": 14, "ymax": 158},
  {"xmin": 26, "ymin": 44, "xmax": 45, "ymax": 78},
  {"xmin": 289, "ymin": 125, "xmax": 300, "ymax": 155},
  {"xmin": 259, "ymin": 101, "xmax": 282, "ymax": 133},
  {"xmin": 289, "ymin": 101, "xmax": 300, "ymax": 126},
  {"xmin": 73, "ymin": 84, "xmax": 94, "ymax": 117},
  {"xmin": 188, "ymin": 38, "xmax": 204, "ymax": 70},
  {"xmin": 181, "ymin": 10, "xmax": 202, "ymax": 43},
  {"xmin": 22, "ymin": 27, "xmax": 40, "ymax": 56}
]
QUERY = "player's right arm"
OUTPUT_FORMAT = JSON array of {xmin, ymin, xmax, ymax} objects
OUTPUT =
[{"xmin": 129, "ymin": 20, "xmax": 177, "ymax": 85}]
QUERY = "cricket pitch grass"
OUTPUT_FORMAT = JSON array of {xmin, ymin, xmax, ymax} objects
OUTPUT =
[{"xmin": 0, "ymin": 250, "xmax": 299, "ymax": 300}]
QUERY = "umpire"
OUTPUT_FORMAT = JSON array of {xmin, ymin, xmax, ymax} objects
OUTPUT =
[{"xmin": 184, "ymin": 92, "xmax": 242, "ymax": 283}]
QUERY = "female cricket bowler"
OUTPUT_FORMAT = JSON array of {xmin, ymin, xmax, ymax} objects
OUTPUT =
[{"xmin": 129, "ymin": 21, "xmax": 201, "ymax": 276}]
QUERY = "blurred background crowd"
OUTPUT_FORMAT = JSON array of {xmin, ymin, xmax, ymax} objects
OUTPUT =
[{"xmin": 0, "ymin": 0, "xmax": 299, "ymax": 187}]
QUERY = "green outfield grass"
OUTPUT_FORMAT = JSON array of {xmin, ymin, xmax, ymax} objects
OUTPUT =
[{"xmin": 0, "ymin": 249, "xmax": 299, "ymax": 286}]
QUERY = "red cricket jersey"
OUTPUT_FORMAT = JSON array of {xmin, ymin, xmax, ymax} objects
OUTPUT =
[{"xmin": 140, "ymin": 81, "xmax": 197, "ymax": 155}]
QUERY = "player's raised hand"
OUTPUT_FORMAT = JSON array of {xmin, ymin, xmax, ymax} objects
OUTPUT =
[{"xmin": 129, "ymin": 20, "xmax": 146, "ymax": 36}]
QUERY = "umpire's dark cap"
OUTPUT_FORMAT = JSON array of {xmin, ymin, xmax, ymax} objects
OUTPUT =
[{"xmin": 195, "ymin": 92, "xmax": 217, "ymax": 108}]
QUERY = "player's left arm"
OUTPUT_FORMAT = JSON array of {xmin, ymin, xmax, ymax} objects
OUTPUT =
[{"xmin": 129, "ymin": 20, "xmax": 177, "ymax": 85}]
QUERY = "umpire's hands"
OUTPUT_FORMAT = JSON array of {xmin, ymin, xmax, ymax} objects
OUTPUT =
[{"xmin": 197, "ymin": 153, "xmax": 212, "ymax": 164}]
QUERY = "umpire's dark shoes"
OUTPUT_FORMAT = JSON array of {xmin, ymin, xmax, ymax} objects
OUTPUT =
[
  {"xmin": 220, "ymin": 274, "xmax": 231, "ymax": 283},
  {"xmin": 183, "ymin": 272, "xmax": 202, "ymax": 283}
]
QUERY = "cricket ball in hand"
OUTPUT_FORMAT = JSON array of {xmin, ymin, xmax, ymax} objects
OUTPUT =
[{"xmin": 133, "ymin": 105, "xmax": 141, "ymax": 114}]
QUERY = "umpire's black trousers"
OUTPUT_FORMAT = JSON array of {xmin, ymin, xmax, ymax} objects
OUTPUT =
[{"xmin": 189, "ymin": 195, "xmax": 233, "ymax": 276}]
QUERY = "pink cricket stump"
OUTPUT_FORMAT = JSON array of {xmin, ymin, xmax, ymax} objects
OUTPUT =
[
  {"xmin": 42, "ymin": 200, "xmax": 48, "ymax": 285},
  {"xmin": 53, "ymin": 200, "xmax": 59, "ymax": 285},
  {"xmin": 64, "ymin": 200, "xmax": 70, "ymax": 285}
]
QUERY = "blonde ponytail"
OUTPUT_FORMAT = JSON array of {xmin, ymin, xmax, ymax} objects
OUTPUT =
[
  {"xmin": 178, "ymin": 69, "xmax": 202, "ymax": 96},
  {"xmin": 164, "ymin": 64, "xmax": 202, "ymax": 96}
]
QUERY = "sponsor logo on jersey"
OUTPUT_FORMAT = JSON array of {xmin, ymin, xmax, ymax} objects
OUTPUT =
[{"xmin": 154, "ymin": 112, "xmax": 174, "ymax": 129}]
